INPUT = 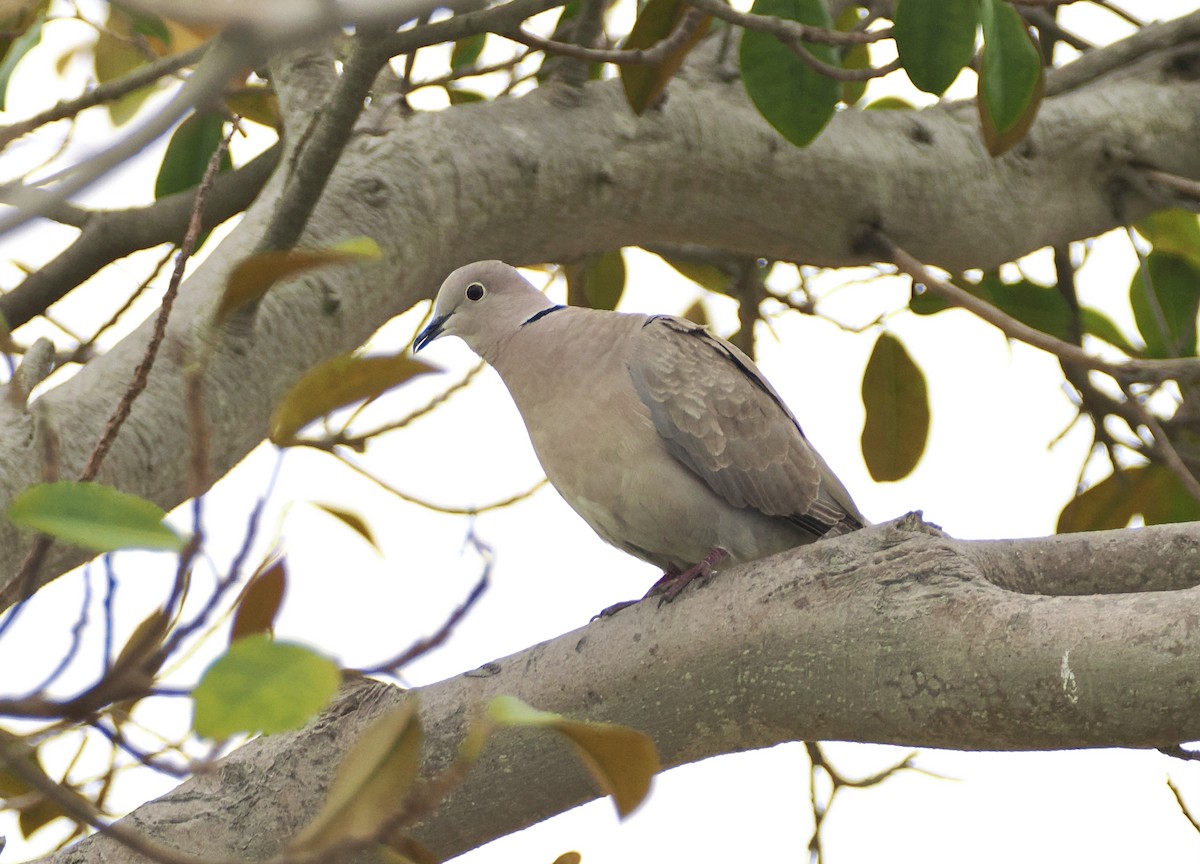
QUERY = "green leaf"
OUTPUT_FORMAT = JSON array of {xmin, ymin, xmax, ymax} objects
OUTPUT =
[
  {"xmin": 487, "ymin": 696, "xmax": 659, "ymax": 819},
  {"xmin": 978, "ymin": 0, "xmax": 1044, "ymax": 155},
  {"xmin": 446, "ymin": 86, "xmax": 486, "ymax": 105},
  {"xmin": 1135, "ymin": 209, "xmax": 1200, "ymax": 271},
  {"xmin": 1058, "ymin": 464, "xmax": 1200, "ymax": 533},
  {"xmin": 981, "ymin": 274, "xmax": 1072, "ymax": 342},
  {"xmin": 155, "ymin": 112, "xmax": 231, "ymax": 200},
  {"xmin": 655, "ymin": 253, "xmax": 730, "ymax": 295},
  {"xmin": 620, "ymin": 0, "xmax": 711, "ymax": 114},
  {"xmin": 1079, "ymin": 307, "xmax": 1139, "ymax": 357},
  {"xmin": 911, "ymin": 272, "xmax": 1064, "ymax": 337},
  {"xmin": 192, "ymin": 635, "xmax": 340, "ymax": 739},
  {"xmin": 893, "ymin": 0, "xmax": 978, "ymax": 96},
  {"xmin": 567, "ymin": 251, "xmax": 626, "ymax": 310},
  {"xmin": 910, "ymin": 272, "xmax": 1139, "ymax": 356},
  {"xmin": 864, "ymin": 95, "xmax": 915, "ymax": 110},
  {"xmin": 0, "ymin": 10, "xmax": 44, "ymax": 112},
  {"xmin": 271, "ymin": 352, "xmax": 438, "ymax": 445},
  {"xmin": 450, "ymin": 33, "xmax": 486, "ymax": 69},
  {"xmin": 739, "ymin": 0, "xmax": 840, "ymax": 148},
  {"xmin": 292, "ymin": 700, "xmax": 423, "ymax": 849},
  {"xmin": 217, "ymin": 237, "xmax": 383, "ymax": 324},
  {"xmin": 94, "ymin": 6, "xmax": 162, "ymax": 126},
  {"xmin": 124, "ymin": 7, "xmax": 171, "ymax": 45},
  {"xmin": 7, "ymin": 481, "xmax": 184, "ymax": 552},
  {"xmin": 860, "ymin": 332, "xmax": 930, "ymax": 482},
  {"xmin": 1129, "ymin": 251, "xmax": 1200, "ymax": 358},
  {"xmin": 230, "ymin": 557, "xmax": 287, "ymax": 642}
]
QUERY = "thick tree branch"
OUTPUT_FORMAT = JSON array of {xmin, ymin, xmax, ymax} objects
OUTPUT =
[
  {"xmin": 33, "ymin": 518, "xmax": 1200, "ymax": 864},
  {"xmin": 1, "ymin": 19, "xmax": 1198, "ymax": 603}
]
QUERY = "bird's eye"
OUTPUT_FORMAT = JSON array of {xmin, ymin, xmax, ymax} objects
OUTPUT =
[{"xmin": 466, "ymin": 282, "xmax": 486, "ymax": 302}]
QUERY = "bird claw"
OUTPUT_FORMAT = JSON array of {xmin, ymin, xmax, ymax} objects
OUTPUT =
[
  {"xmin": 592, "ymin": 549, "xmax": 729, "ymax": 618},
  {"xmin": 654, "ymin": 548, "xmax": 728, "ymax": 605}
]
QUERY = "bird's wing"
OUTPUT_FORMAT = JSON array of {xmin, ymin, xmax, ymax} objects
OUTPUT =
[{"xmin": 627, "ymin": 315, "xmax": 862, "ymax": 537}]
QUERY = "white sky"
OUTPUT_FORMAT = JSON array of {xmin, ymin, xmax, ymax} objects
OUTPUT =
[{"xmin": 1, "ymin": 2, "xmax": 1199, "ymax": 863}]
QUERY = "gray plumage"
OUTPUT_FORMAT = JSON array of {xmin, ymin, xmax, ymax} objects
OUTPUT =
[{"xmin": 414, "ymin": 260, "xmax": 865, "ymax": 578}]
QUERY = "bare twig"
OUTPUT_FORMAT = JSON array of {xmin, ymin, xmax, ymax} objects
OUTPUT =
[
  {"xmin": 334, "ymin": 451, "xmax": 549, "ymax": 514},
  {"xmin": 0, "ymin": 44, "xmax": 207, "ymax": 149},
  {"xmin": 1145, "ymin": 168, "xmax": 1200, "ymax": 203},
  {"xmin": 877, "ymin": 233, "xmax": 1200, "ymax": 384},
  {"xmin": 0, "ymin": 36, "xmax": 252, "ymax": 236},
  {"xmin": 323, "ymin": 360, "xmax": 485, "ymax": 450},
  {"xmin": 1167, "ymin": 776, "xmax": 1200, "ymax": 834},
  {"xmin": 507, "ymin": 8, "xmax": 706, "ymax": 66},
  {"xmin": 805, "ymin": 741, "xmax": 924, "ymax": 864},
  {"xmin": 686, "ymin": 0, "xmax": 889, "ymax": 47},
  {"xmin": 0, "ymin": 144, "xmax": 279, "ymax": 331},
  {"xmin": 1119, "ymin": 381, "xmax": 1200, "ymax": 502},
  {"xmin": 357, "ymin": 559, "xmax": 489, "ymax": 676},
  {"xmin": 0, "ymin": 729, "xmax": 222, "ymax": 864},
  {"xmin": 79, "ymin": 119, "xmax": 233, "ymax": 482}
]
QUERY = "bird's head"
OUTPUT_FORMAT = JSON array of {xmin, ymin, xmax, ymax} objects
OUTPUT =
[{"xmin": 413, "ymin": 260, "xmax": 557, "ymax": 359}]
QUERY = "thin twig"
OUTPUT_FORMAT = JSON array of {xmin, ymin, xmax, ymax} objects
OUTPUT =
[
  {"xmin": 1145, "ymin": 168, "xmax": 1200, "ymax": 203},
  {"xmin": 687, "ymin": 0, "xmax": 890, "ymax": 46},
  {"xmin": 878, "ymin": 232, "xmax": 1200, "ymax": 384},
  {"xmin": 1168, "ymin": 776, "xmax": 1200, "ymax": 834},
  {"xmin": 334, "ymin": 451, "xmax": 549, "ymax": 515},
  {"xmin": 507, "ymin": 8, "xmax": 706, "ymax": 66},
  {"xmin": 1119, "ymin": 380, "xmax": 1200, "ymax": 502},
  {"xmin": 0, "ymin": 729, "xmax": 223, "ymax": 864},
  {"xmin": 325, "ymin": 360, "xmax": 485, "ymax": 450},
  {"xmin": 0, "ymin": 44, "xmax": 207, "ymax": 149},
  {"xmin": 357, "ymin": 564, "xmax": 489, "ymax": 677},
  {"xmin": 79, "ymin": 114, "xmax": 232, "ymax": 482},
  {"xmin": 0, "ymin": 36, "xmax": 251, "ymax": 236}
]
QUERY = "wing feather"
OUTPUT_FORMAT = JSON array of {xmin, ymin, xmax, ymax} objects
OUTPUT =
[{"xmin": 627, "ymin": 315, "xmax": 863, "ymax": 538}]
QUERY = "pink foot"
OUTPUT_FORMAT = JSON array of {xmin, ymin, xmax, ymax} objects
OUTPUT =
[
  {"xmin": 593, "ymin": 549, "xmax": 729, "ymax": 619},
  {"xmin": 653, "ymin": 547, "xmax": 728, "ymax": 604}
]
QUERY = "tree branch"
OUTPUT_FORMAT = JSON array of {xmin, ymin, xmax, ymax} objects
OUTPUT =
[
  {"xmin": 1, "ymin": 15, "xmax": 1198, "ymax": 603},
  {"xmin": 0, "ymin": 144, "xmax": 280, "ymax": 331},
  {"xmin": 32, "ymin": 518, "xmax": 1200, "ymax": 864}
]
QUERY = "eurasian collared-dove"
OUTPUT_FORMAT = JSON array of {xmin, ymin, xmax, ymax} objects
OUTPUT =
[{"xmin": 414, "ymin": 260, "xmax": 866, "ymax": 602}]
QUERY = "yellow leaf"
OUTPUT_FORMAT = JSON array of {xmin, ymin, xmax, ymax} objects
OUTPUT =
[
  {"xmin": 486, "ymin": 696, "xmax": 659, "ymax": 818},
  {"xmin": 291, "ymin": 699, "xmax": 423, "ymax": 849},
  {"xmin": 111, "ymin": 607, "xmax": 171, "ymax": 685},
  {"xmin": 270, "ymin": 353, "xmax": 438, "ymax": 445},
  {"xmin": 312, "ymin": 503, "xmax": 380, "ymax": 554},
  {"xmin": 224, "ymin": 86, "xmax": 281, "ymax": 129},
  {"xmin": 217, "ymin": 238, "xmax": 382, "ymax": 324}
]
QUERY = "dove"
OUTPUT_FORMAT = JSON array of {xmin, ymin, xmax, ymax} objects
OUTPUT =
[{"xmin": 414, "ymin": 260, "xmax": 865, "ymax": 603}]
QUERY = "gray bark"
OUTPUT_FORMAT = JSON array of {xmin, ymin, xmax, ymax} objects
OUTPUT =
[
  {"xmin": 35, "ymin": 517, "xmax": 1200, "ymax": 863},
  {"xmin": 2, "ymin": 13, "xmax": 1200, "ymax": 603}
]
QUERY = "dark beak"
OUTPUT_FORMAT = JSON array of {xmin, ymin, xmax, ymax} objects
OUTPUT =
[{"xmin": 413, "ymin": 313, "xmax": 450, "ymax": 352}]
